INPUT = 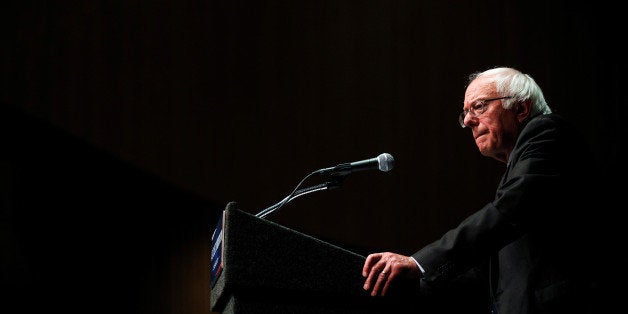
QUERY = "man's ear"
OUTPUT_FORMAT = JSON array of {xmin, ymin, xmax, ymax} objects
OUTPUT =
[{"xmin": 516, "ymin": 99, "xmax": 532, "ymax": 123}]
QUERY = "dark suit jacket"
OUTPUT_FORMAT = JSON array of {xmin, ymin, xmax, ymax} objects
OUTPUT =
[{"xmin": 412, "ymin": 114, "xmax": 603, "ymax": 314}]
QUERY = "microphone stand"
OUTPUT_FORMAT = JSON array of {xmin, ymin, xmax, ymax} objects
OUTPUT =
[{"xmin": 255, "ymin": 173, "xmax": 346, "ymax": 219}]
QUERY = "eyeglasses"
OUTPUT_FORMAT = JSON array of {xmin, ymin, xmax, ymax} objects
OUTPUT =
[{"xmin": 458, "ymin": 96, "xmax": 513, "ymax": 128}]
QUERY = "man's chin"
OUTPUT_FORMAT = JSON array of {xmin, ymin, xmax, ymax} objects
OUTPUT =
[
  {"xmin": 475, "ymin": 142, "xmax": 491, "ymax": 157},
  {"xmin": 475, "ymin": 138, "xmax": 486, "ymax": 151}
]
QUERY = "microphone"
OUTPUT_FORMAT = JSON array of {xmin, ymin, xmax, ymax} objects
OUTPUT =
[
  {"xmin": 315, "ymin": 153, "xmax": 395, "ymax": 177},
  {"xmin": 255, "ymin": 152, "xmax": 395, "ymax": 219}
]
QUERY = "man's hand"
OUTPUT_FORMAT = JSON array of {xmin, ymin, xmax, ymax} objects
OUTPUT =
[{"xmin": 362, "ymin": 252, "xmax": 420, "ymax": 296}]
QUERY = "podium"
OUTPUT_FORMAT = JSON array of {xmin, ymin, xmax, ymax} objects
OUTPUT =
[{"xmin": 210, "ymin": 203, "xmax": 418, "ymax": 313}]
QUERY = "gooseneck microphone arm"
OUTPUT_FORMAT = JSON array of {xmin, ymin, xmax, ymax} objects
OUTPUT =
[
  {"xmin": 254, "ymin": 153, "xmax": 394, "ymax": 220},
  {"xmin": 255, "ymin": 171, "xmax": 345, "ymax": 219}
]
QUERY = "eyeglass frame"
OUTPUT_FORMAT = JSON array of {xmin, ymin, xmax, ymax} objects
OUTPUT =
[{"xmin": 458, "ymin": 96, "xmax": 513, "ymax": 128}]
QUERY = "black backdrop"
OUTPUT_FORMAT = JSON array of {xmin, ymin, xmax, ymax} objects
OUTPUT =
[{"xmin": 1, "ymin": 1, "xmax": 625, "ymax": 313}]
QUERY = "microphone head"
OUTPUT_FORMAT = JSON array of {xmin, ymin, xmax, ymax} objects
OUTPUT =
[{"xmin": 377, "ymin": 153, "xmax": 394, "ymax": 172}]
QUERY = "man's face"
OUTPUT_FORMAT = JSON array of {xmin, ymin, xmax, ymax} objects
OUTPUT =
[{"xmin": 462, "ymin": 76, "xmax": 520, "ymax": 163}]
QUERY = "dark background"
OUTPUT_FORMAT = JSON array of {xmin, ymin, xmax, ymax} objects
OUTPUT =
[{"xmin": 1, "ymin": 1, "xmax": 625, "ymax": 313}]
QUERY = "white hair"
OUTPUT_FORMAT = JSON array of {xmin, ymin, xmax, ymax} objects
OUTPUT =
[{"xmin": 469, "ymin": 67, "xmax": 552, "ymax": 116}]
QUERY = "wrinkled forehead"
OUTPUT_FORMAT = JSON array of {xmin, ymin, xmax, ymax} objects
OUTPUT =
[{"xmin": 464, "ymin": 75, "xmax": 497, "ymax": 105}]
